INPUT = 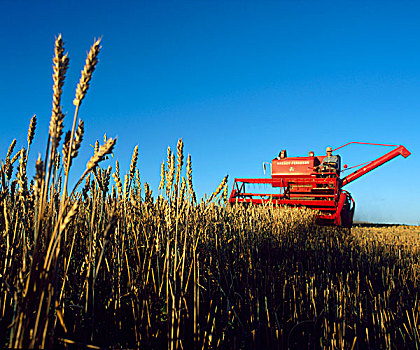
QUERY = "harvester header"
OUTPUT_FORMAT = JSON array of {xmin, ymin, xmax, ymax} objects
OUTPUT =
[{"xmin": 229, "ymin": 142, "xmax": 411, "ymax": 227}]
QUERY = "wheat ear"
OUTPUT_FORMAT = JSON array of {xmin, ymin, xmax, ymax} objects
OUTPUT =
[
  {"xmin": 62, "ymin": 39, "xmax": 101, "ymax": 205},
  {"xmin": 186, "ymin": 154, "xmax": 196, "ymax": 204},
  {"xmin": 16, "ymin": 149, "xmax": 28, "ymax": 195},
  {"xmin": 209, "ymin": 175, "xmax": 228, "ymax": 202},
  {"xmin": 73, "ymin": 38, "xmax": 101, "ymax": 107},
  {"xmin": 222, "ymin": 181, "xmax": 229, "ymax": 204},
  {"xmin": 112, "ymin": 160, "xmax": 123, "ymax": 197},
  {"xmin": 6, "ymin": 139, "xmax": 16, "ymax": 160},
  {"xmin": 129, "ymin": 145, "xmax": 138, "ymax": 182},
  {"xmin": 4, "ymin": 139, "xmax": 16, "ymax": 182},
  {"xmin": 40, "ymin": 35, "xmax": 69, "ymax": 231},
  {"xmin": 165, "ymin": 147, "xmax": 172, "ymax": 198},
  {"xmin": 62, "ymin": 120, "xmax": 84, "ymax": 175},
  {"xmin": 175, "ymin": 138, "xmax": 184, "ymax": 192},
  {"xmin": 33, "ymin": 154, "xmax": 43, "ymax": 201},
  {"xmin": 159, "ymin": 160, "xmax": 165, "ymax": 194},
  {"xmin": 26, "ymin": 115, "xmax": 37, "ymax": 161},
  {"xmin": 135, "ymin": 169, "xmax": 141, "ymax": 201},
  {"xmin": 69, "ymin": 137, "xmax": 117, "ymax": 197},
  {"xmin": 49, "ymin": 34, "xmax": 69, "ymax": 148},
  {"xmin": 86, "ymin": 137, "xmax": 116, "ymax": 172}
]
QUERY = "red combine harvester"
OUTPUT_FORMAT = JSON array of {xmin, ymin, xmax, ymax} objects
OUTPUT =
[{"xmin": 229, "ymin": 142, "xmax": 411, "ymax": 227}]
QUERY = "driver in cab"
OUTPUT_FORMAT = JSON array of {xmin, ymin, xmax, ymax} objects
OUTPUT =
[{"xmin": 319, "ymin": 146, "xmax": 340, "ymax": 173}]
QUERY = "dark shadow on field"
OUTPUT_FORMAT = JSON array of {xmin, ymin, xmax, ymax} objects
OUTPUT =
[{"xmin": 354, "ymin": 222, "xmax": 411, "ymax": 228}]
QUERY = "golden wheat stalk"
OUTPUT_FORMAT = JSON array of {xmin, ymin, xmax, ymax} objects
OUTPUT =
[
  {"xmin": 144, "ymin": 182, "xmax": 152, "ymax": 203},
  {"xmin": 86, "ymin": 137, "xmax": 116, "ymax": 172},
  {"xmin": 112, "ymin": 160, "xmax": 123, "ymax": 197},
  {"xmin": 55, "ymin": 152, "xmax": 61, "ymax": 172},
  {"xmin": 40, "ymin": 36, "xmax": 69, "ymax": 235},
  {"xmin": 72, "ymin": 119, "xmax": 84, "ymax": 158},
  {"xmin": 175, "ymin": 138, "xmax": 184, "ymax": 193},
  {"xmin": 16, "ymin": 149, "xmax": 28, "ymax": 195},
  {"xmin": 186, "ymin": 154, "xmax": 196, "ymax": 204},
  {"xmin": 208, "ymin": 175, "xmax": 228, "ymax": 203},
  {"xmin": 62, "ymin": 131, "xmax": 71, "ymax": 172},
  {"xmin": 165, "ymin": 146, "xmax": 171, "ymax": 195},
  {"xmin": 82, "ymin": 173, "xmax": 91, "ymax": 199},
  {"xmin": 33, "ymin": 154, "xmax": 43, "ymax": 201},
  {"xmin": 26, "ymin": 115, "xmax": 37, "ymax": 161},
  {"xmin": 6, "ymin": 139, "xmax": 16, "ymax": 160},
  {"xmin": 59, "ymin": 199, "xmax": 79, "ymax": 234},
  {"xmin": 61, "ymin": 38, "xmax": 101, "ymax": 206},
  {"xmin": 69, "ymin": 137, "xmax": 117, "ymax": 196},
  {"xmin": 129, "ymin": 145, "xmax": 138, "ymax": 182},
  {"xmin": 135, "ymin": 168, "xmax": 141, "ymax": 201},
  {"xmin": 122, "ymin": 174, "xmax": 129, "ymax": 202},
  {"xmin": 11, "ymin": 148, "xmax": 22, "ymax": 165},
  {"xmin": 222, "ymin": 181, "xmax": 228, "ymax": 204},
  {"xmin": 94, "ymin": 140, "xmax": 99, "ymax": 155},
  {"xmin": 166, "ymin": 148, "xmax": 175, "ymax": 198},
  {"xmin": 73, "ymin": 38, "xmax": 101, "ymax": 107},
  {"xmin": 62, "ymin": 120, "xmax": 84, "ymax": 176},
  {"xmin": 4, "ymin": 139, "xmax": 16, "ymax": 183},
  {"xmin": 102, "ymin": 166, "xmax": 112, "ymax": 194},
  {"xmin": 159, "ymin": 160, "xmax": 165, "ymax": 194},
  {"xmin": 49, "ymin": 34, "xmax": 69, "ymax": 147},
  {"xmin": 180, "ymin": 177, "xmax": 187, "ymax": 202}
]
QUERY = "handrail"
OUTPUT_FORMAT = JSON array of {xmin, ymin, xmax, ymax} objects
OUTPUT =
[
  {"xmin": 341, "ymin": 160, "xmax": 371, "ymax": 173},
  {"xmin": 333, "ymin": 142, "xmax": 398, "ymax": 152}
]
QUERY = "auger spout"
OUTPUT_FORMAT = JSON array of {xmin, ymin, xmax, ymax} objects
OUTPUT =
[{"xmin": 341, "ymin": 145, "xmax": 411, "ymax": 187}]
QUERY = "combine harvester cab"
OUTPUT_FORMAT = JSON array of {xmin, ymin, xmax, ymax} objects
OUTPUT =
[{"xmin": 229, "ymin": 143, "xmax": 411, "ymax": 228}]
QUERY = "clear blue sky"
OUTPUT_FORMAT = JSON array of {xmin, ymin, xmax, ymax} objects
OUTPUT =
[{"xmin": 0, "ymin": 1, "xmax": 418, "ymax": 224}]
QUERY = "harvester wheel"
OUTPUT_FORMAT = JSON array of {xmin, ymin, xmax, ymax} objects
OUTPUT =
[{"xmin": 340, "ymin": 194, "xmax": 355, "ymax": 228}]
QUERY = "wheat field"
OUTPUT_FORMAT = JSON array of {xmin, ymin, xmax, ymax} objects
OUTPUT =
[{"xmin": 0, "ymin": 36, "xmax": 419, "ymax": 349}]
